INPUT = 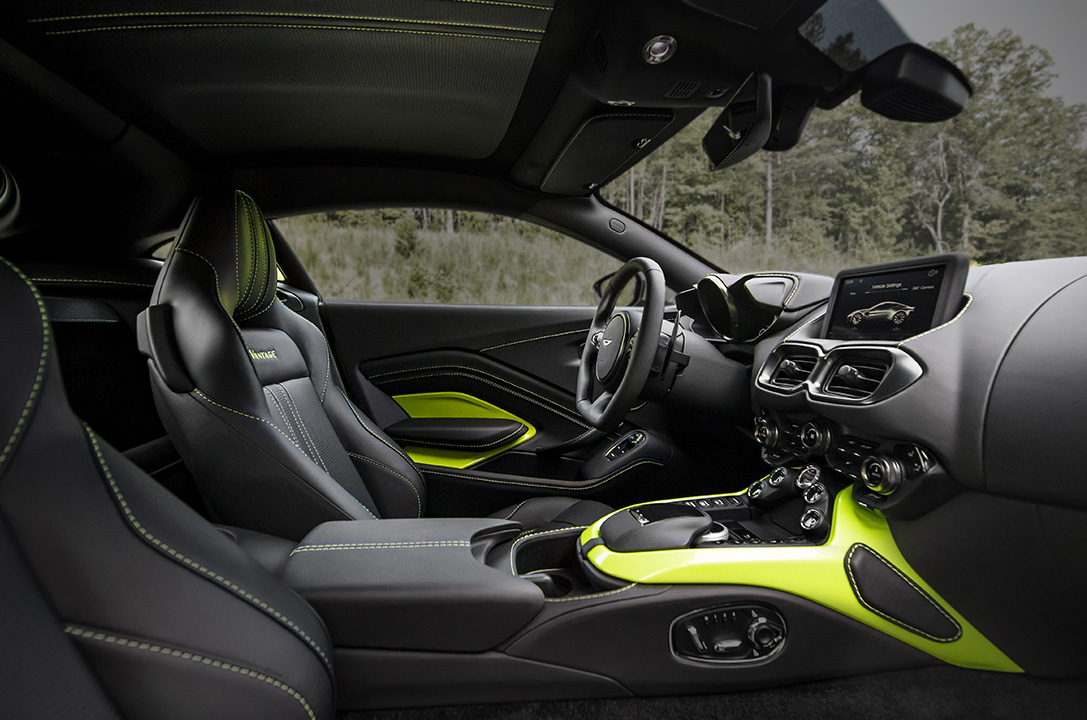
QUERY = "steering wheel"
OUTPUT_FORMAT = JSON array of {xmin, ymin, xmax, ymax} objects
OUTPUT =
[{"xmin": 576, "ymin": 257, "xmax": 666, "ymax": 431}]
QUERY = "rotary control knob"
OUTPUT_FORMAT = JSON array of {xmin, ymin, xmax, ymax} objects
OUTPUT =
[
  {"xmin": 800, "ymin": 421, "xmax": 832, "ymax": 456},
  {"xmin": 861, "ymin": 454, "xmax": 904, "ymax": 495},
  {"xmin": 802, "ymin": 482, "xmax": 826, "ymax": 505},
  {"xmin": 767, "ymin": 468, "xmax": 788, "ymax": 487},
  {"xmin": 800, "ymin": 507, "xmax": 823, "ymax": 531},
  {"xmin": 796, "ymin": 465, "xmax": 821, "ymax": 490},
  {"xmin": 747, "ymin": 616, "xmax": 783, "ymax": 651},
  {"xmin": 754, "ymin": 417, "xmax": 779, "ymax": 448}
]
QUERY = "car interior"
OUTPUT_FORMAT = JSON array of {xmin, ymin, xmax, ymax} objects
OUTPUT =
[{"xmin": 2, "ymin": 0, "xmax": 1086, "ymax": 718}]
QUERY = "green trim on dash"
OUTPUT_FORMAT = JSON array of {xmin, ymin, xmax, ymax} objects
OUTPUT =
[
  {"xmin": 391, "ymin": 392, "xmax": 536, "ymax": 469},
  {"xmin": 580, "ymin": 489, "xmax": 1020, "ymax": 672}
]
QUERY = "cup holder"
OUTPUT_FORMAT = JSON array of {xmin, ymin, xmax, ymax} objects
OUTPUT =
[{"xmin": 511, "ymin": 528, "xmax": 595, "ymax": 599}]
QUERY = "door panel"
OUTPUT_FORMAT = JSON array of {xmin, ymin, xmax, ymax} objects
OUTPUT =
[{"xmin": 322, "ymin": 302, "xmax": 671, "ymax": 515}]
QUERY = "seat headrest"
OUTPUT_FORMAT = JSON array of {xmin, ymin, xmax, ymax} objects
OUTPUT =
[{"xmin": 155, "ymin": 189, "xmax": 278, "ymax": 321}]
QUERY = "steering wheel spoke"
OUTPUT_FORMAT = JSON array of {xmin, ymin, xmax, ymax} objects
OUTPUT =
[{"xmin": 575, "ymin": 257, "xmax": 666, "ymax": 431}]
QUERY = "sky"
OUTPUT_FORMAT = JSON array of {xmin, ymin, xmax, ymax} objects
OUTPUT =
[{"xmin": 881, "ymin": 0, "xmax": 1087, "ymax": 107}]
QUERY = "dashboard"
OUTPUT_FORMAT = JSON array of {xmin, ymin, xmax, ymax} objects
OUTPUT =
[{"xmin": 679, "ymin": 254, "xmax": 1087, "ymax": 520}]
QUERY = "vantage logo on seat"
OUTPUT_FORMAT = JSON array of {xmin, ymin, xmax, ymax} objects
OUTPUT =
[{"xmin": 248, "ymin": 348, "xmax": 278, "ymax": 360}]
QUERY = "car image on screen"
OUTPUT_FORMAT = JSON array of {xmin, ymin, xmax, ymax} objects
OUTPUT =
[{"xmin": 847, "ymin": 301, "xmax": 916, "ymax": 326}]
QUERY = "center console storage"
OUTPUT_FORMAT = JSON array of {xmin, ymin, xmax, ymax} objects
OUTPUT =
[{"xmin": 280, "ymin": 518, "xmax": 541, "ymax": 651}]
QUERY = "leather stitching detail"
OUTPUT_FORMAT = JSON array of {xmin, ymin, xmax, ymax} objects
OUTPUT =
[
  {"xmin": 0, "ymin": 259, "xmax": 50, "ymax": 475},
  {"xmin": 175, "ymin": 248, "xmax": 241, "ymax": 331},
  {"xmin": 369, "ymin": 365, "xmax": 589, "ymax": 427},
  {"xmin": 83, "ymin": 427, "xmax": 332, "ymax": 672},
  {"xmin": 291, "ymin": 540, "xmax": 469, "ymax": 555},
  {"xmin": 844, "ymin": 543, "xmax": 963, "ymax": 643},
  {"xmin": 233, "ymin": 190, "xmax": 242, "ymax": 310},
  {"xmin": 347, "ymin": 452, "xmax": 423, "ymax": 518},
  {"xmin": 391, "ymin": 423, "xmax": 525, "ymax": 449},
  {"xmin": 481, "ymin": 328, "xmax": 589, "ymax": 353},
  {"xmin": 508, "ymin": 525, "xmax": 587, "ymax": 575},
  {"xmin": 42, "ymin": 23, "xmax": 543, "ymax": 43},
  {"xmin": 502, "ymin": 499, "xmax": 531, "ymax": 520},
  {"xmin": 31, "ymin": 9, "xmax": 549, "ymax": 32},
  {"xmin": 544, "ymin": 583, "xmax": 638, "ymax": 603},
  {"xmin": 338, "ymin": 388, "xmax": 415, "ymax": 465},
  {"xmin": 29, "ymin": 278, "xmax": 155, "ymax": 288},
  {"xmin": 423, "ymin": 459, "xmax": 663, "ymax": 491},
  {"xmin": 64, "ymin": 626, "xmax": 317, "ymax": 720},
  {"xmin": 898, "ymin": 293, "xmax": 973, "ymax": 346},
  {"xmin": 280, "ymin": 385, "xmax": 329, "ymax": 474}
]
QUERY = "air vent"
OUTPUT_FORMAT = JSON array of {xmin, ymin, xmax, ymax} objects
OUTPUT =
[
  {"xmin": 768, "ymin": 351, "xmax": 819, "ymax": 390},
  {"xmin": 592, "ymin": 33, "xmax": 608, "ymax": 73},
  {"xmin": 665, "ymin": 81, "xmax": 703, "ymax": 99},
  {"xmin": 824, "ymin": 357, "xmax": 892, "ymax": 400}
]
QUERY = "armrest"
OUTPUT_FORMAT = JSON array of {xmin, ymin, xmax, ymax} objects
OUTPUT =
[
  {"xmin": 280, "ymin": 519, "xmax": 543, "ymax": 652},
  {"xmin": 384, "ymin": 417, "xmax": 527, "ymax": 450}
]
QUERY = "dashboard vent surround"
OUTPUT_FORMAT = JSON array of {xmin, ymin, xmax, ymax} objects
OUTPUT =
[
  {"xmin": 824, "ymin": 357, "xmax": 892, "ymax": 400},
  {"xmin": 767, "ymin": 350, "xmax": 819, "ymax": 390}
]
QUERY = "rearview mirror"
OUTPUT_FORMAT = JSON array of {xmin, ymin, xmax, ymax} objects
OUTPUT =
[{"xmin": 702, "ymin": 73, "xmax": 773, "ymax": 171}]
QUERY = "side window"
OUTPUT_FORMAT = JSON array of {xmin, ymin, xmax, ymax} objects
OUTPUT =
[{"xmin": 277, "ymin": 209, "xmax": 620, "ymax": 306}]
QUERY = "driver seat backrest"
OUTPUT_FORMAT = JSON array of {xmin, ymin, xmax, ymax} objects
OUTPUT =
[
  {"xmin": 143, "ymin": 190, "xmax": 612, "ymax": 541},
  {"xmin": 143, "ymin": 190, "xmax": 427, "ymax": 539},
  {"xmin": 0, "ymin": 257, "xmax": 334, "ymax": 719}
]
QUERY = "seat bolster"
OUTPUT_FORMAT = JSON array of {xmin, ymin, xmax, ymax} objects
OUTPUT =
[
  {"xmin": 324, "ymin": 386, "xmax": 427, "ymax": 519},
  {"xmin": 149, "ymin": 370, "xmax": 377, "ymax": 539}
]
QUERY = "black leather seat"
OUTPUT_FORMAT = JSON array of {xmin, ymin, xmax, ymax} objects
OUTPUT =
[
  {"xmin": 141, "ymin": 189, "xmax": 611, "ymax": 540},
  {"xmin": 0, "ymin": 257, "xmax": 334, "ymax": 719}
]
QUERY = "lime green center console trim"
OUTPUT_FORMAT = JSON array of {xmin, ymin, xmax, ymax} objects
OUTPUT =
[
  {"xmin": 580, "ymin": 488, "xmax": 1019, "ymax": 672},
  {"xmin": 391, "ymin": 392, "xmax": 536, "ymax": 469}
]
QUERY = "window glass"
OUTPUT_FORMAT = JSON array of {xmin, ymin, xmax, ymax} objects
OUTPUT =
[{"xmin": 278, "ymin": 209, "xmax": 620, "ymax": 306}]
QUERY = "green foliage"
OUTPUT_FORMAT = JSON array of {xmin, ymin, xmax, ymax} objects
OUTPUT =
[
  {"xmin": 601, "ymin": 25, "xmax": 1087, "ymax": 274},
  {"xmin": 393, "ymin": 216, "xmax": 419, "ymax": 258},
  {"xmin": 279, "ymin": 213, "xmax": 618, "ymax": 305}
]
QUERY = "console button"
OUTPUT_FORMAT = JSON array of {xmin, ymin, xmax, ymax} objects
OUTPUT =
[
  {"xmin": 861, "ymin": 454, "xmax": 904, "ymax": 495},
  {"xmin": 802, "ymin": 482, "xmax": 826, "ymax": 505},
  {"xmin": 768, "ymin": 468, "xmax": 788, "ymax": 487},
  {"xmin": 800, "ymin": 421, "xmax": 832, "ymax": 455},
  {"xmin": 754, "ymin": 417, "xmax": 780, "ymax": 448},
  {"xmin": 796, "ymin": 465, "xmax": 821, "ymax": 489},
  {"xmin": 800, "ymin": 508, "xmax": 823, "ymax": 531}
]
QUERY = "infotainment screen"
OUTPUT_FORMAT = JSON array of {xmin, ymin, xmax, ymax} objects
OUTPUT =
[{"xmin": 823, "ymin": 253, "xmax": 969, "ymax": 341}]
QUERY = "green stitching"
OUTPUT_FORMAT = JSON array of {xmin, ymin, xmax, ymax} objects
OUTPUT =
[
  {"xmin": 291, "ymin": 540, "xmax": 469, "ymax": 555},
  {"xmin": 544, "ymin": 583, "xmax": 638, "ymax": 603},
  {"xmin": 175, "ymin": 247, "xmax": 241, "ymax": 331},
  {"xmin": 423, "ymin": 459, "xmax": 663, "ymax": 491},
  {"xmin": 481, "ymin": 327, "xmax": 588, "ymax": 352},
  {"xmin": 347, "ymin": 452, "xmax": 423, "ymax": 518},
  {"xmin": 82, "ymin": 427, "xmax": 332, "ymax": 672},
  {"xmin": 44, "ymin": 22, "xmax": 542, "ymax": 43},
  {"xmin": 509, "ymin": 526, "xmax": 587, "ymax": 574},
  {"xmin": 29, "ymin": 277, "xmax": 154, "ymax": 288},
  {"xmin": 338, "ymin": 388, "xmax": 413, "ymax": 464},
  {"xmin": 844, "ymin": 544, "xmax": 962, "ymax": 643},
  {"xmin": 31, "ymin": 10, "xmax": 548, "ymax": 33},
  {"xmin": 502, "ymin": 499, "xmax": 531, "ymax": 520},
  {"xmin": 233, "ymin": 191, "xmax": 242, "ymax": 310},
  {"xmin": 0, "ymin": 259, "xmax": 50, "ymax": 474},
  {"xmin": 65, "ymin": 626, "xmax": 316, "ymax": 720}
]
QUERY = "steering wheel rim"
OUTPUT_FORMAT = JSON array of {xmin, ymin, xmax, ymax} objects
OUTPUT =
[{"xmin": 576, "ymin": 257, "xmax": 666, "ymax": 431}]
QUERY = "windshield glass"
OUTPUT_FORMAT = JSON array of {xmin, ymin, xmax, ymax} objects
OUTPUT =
[{"xmin": 600, "ymin": 0, "xmax": 1087, "ymax": 277}]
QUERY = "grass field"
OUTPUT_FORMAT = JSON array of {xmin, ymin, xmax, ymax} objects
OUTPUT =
[{"xmin": 278, "ymin": 214, "xmax": 620, "ymax": 306}]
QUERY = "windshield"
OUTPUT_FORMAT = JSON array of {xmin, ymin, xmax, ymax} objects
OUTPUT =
[{"xmin": 600, "ymin": 1, "xmax": 1087, "ymax": 278}]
